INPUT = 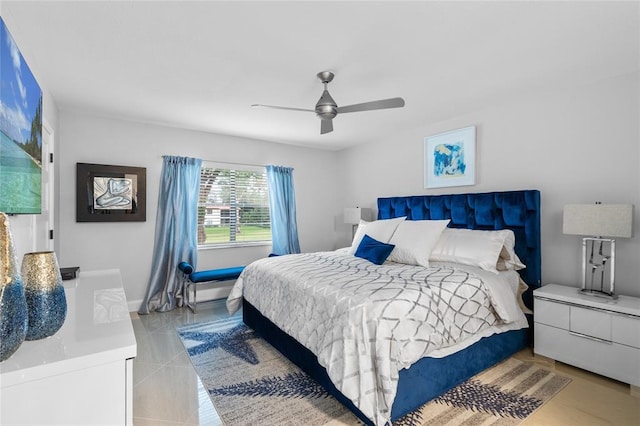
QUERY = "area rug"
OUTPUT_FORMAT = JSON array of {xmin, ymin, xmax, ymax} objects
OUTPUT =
[{"xmin": 177, "ymin": 316, "xmax": 570, "ymax": 426}]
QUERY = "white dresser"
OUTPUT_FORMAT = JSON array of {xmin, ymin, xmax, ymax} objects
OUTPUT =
[
  {"xmin": 533, "ymin": 284, "xmax": 640, "ymax": 391},
  {"xmin": 0, "ymin": 269, "xmax": 137, "ymax": 425}
]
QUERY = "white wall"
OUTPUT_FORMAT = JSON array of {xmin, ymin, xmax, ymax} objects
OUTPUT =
[
  {"xmin": 57, "ymin": 111, "xmax": 340, "ymax": 310},
  {"xmin": 336, "ymin": 72, "xmax": 640, "ymax": 297}
]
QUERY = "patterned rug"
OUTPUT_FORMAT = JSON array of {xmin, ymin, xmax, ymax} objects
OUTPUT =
[{"xmin": 177, "ymin": 316, "xmax": 570, "ymax": 426}]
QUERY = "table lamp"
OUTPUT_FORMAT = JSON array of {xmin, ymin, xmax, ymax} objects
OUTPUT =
[
  {"xmin": 344, "ymin": 207, "xmax": 371, "ymax": 240},
  {"xmin": 563, "ymin": 203, "xmax": 633, "ymax": 298}
]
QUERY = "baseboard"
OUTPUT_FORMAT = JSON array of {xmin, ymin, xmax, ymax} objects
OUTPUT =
[
  {"xmin": 128, "ymin": 283, "xmax": 234, "ymax": 312},
  {"xmin": 196, "ymin": 284, "xmax": 234, "ymax": 304}
]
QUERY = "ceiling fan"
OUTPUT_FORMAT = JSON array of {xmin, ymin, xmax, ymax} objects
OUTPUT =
[{"xmin": 252, "ymin": 71, "xmax": 405, "ymax": 135}]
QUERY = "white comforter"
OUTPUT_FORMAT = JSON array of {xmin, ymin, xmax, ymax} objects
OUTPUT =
[{"xmin": 227, "ymin": 251, "xmax": 528, "ymax": 425}]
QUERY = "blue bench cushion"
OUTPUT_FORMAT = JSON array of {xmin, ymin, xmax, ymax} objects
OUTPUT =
[
  {"xmin": 190, "ymin": 266, "xmax": 244, "ymax": 283},
  {"xmin": 179, "ymin": 263, "xmax": 245, "ymax": 283}
]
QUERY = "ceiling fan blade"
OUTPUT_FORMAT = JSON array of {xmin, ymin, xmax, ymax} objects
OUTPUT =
[
  {"xmin": 320, "ymin": 119, "xmax": 333, "ymax": 134},
  {"xmin": 251, "ymin": 104, "xmax": 314, "ymax": 113},
  {"xmin": 336, "ymin": 97, "xmax": 405, "ymax": 114}
]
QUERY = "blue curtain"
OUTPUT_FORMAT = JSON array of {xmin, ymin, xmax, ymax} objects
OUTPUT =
[
  {"xmin": 266, "ymin": 165, "xmax": 301, "ymax": 255},
  {"xmin": 139, "ymin": 156, "xmax": 202, "ymax": 314}
]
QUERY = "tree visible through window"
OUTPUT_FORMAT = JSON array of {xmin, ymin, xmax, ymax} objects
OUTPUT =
[{"xmin": 198, "ymin": 164, "xmax": 271, "ymax": 246}]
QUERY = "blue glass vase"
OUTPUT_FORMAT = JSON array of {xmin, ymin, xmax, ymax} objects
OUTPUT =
[
  {"xmin": 21, "ymin": 251, "xmax": 67, "ymax": 341},
  {"xmin": 0, "ymin": 213, "xmax": 29, "ymax": 362}
]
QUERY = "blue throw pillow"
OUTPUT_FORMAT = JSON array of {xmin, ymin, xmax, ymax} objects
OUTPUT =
[{"xmin": 354, "ymin": 234, "xmax": 395, "ymax": 265}]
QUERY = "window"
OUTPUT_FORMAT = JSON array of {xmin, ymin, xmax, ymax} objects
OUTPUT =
[{"xmin": 197, "ymin": 163, "xmax": 271, "ymax": 247}]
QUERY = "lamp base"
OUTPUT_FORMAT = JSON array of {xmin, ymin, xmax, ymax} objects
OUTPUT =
[
  {"xmin": 581, "ymin": 237, "xmax": 616, "ymax": 298},
  {"xmin": 579, "ymin": 288, "xmax": 618, "ymax": 300}
]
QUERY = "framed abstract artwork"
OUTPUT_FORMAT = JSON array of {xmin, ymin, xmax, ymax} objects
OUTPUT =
[
  {"xmin": 76, "ymin": 163, "xmax": 146, "ymax": 222},
  {"xmin": 424, "ymin": 125, "xmax": 476, "ymax": 188}
]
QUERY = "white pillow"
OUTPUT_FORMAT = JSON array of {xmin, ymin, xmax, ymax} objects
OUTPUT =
[
  {"xmin": 497, "ymin": 231, "xmax": 526, "ymax": 271},
  {"xmin": 387, "ymin": 219, "xmax": 450, "ymax": 267},
  {"xmin": 430, "ymin": 228, "xmax": 525, "ymax": 273},
  {"xmin": 348, "ymin": 217, "xmax": 406, "ymax": 255}
]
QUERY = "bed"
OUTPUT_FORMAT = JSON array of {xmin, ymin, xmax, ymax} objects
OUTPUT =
[{"xmin": 227, "ymin": 189, "xmax": 541, "ymax": 425}]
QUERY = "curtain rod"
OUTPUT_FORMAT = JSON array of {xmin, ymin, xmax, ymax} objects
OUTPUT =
[
  {"xmin": 202, "ymin": 159, "xmax": 267, "ymax": 168},
  {"xmin": 161, "ymin": 156, "xmax": 274, "ymax": 169}
]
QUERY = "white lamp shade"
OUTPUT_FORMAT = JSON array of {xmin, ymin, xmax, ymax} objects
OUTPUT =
[
  {"xmin": 563, "ymin": 204, "xmax": 633, "ymax": 238},
  {"xmin": 344, "ymin": 207, "xmax": 364, "ymax": 225}
]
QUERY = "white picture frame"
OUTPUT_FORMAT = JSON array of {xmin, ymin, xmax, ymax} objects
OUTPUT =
[{"xmin": 424, "ymin": 125, "xmax": 476, "ymax": 188}]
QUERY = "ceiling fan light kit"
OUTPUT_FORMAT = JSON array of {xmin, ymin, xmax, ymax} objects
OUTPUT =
[{"xmin": 252, "ymin": 71, "xmax": 405, "ymax": 134}]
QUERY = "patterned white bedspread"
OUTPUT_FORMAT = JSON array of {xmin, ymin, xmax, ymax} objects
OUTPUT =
[{"xmin": 227, "ymin": 251, "xmax": 527, "ymax": 425}]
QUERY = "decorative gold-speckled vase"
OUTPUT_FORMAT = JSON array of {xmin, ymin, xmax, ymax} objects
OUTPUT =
[
  {"xmin": 21, "ymin": 251, "xmax": 67, "ymax": 340},
  {"xmin": 0, "ymin": 213, "xmax": 29, "ymax": 361}
]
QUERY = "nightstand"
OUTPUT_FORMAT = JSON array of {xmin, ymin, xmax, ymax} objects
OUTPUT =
[{"xmin": 533, "ymin": 284, "xmax": 640, "ymax": 395}]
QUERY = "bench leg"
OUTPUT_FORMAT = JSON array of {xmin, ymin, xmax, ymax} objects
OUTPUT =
[{"xmin": 186, "ymin": 281, "xmax": 197, "ymax": 313}]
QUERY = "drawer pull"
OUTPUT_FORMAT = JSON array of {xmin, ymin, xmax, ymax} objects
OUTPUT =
[{"xmin": 569, "ymin": 331, "xmax": 612, "ymax": 344}]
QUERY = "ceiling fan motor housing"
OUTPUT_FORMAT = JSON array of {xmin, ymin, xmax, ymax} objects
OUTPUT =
[{"xmin": 316, "ymin": 90, "xmax": 337, "ymax": 120}]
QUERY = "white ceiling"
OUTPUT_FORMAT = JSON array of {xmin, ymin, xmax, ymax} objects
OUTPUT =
[{"xmin": 2, "ymin": 1, "xmax": 638, "ymax": 150}]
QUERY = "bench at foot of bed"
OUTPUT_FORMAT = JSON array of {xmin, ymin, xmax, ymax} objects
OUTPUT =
[{"xmin": 177, "ymin": 262, "xmax": 244, "ymax": 312}]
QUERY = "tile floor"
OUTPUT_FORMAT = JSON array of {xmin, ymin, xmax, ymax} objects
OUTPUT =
[
  {"xmin": 132, "ymin": 299, "xmax": 230, "ymax": 425},
  {"xmin": 131, "ymin": 299, "xmax": 640, "ymax": 425}
]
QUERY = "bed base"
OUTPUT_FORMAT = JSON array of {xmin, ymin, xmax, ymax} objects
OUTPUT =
[{"xmin": 243, "ymin": 299, "xmax": 529, "ymax": 425}]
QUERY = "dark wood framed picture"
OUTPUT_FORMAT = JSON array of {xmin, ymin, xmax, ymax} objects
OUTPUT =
[{"xmin": 76, "ymin": 163, "xmax": 146, "ymax": 222}]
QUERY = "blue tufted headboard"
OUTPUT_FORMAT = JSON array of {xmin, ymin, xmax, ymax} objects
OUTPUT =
[{"xmin": 377, "ymin": 190, "xmax": 541, "ymax": 308}]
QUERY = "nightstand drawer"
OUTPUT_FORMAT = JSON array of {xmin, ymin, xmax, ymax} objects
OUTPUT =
[
  {"xmin": 535, "ymin": 323, "xmax": 640, "ymax": 386},
  {"xmin": 612, "ymin": 315, "xmax": 640, "ymax": 349},
  {"xmin": 534, "ymin": 298, "xmax": 569, "ymax": 329},
  {"xmin": 570, "ymin": 305, "xmax": 611, "ymax": 341}
]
